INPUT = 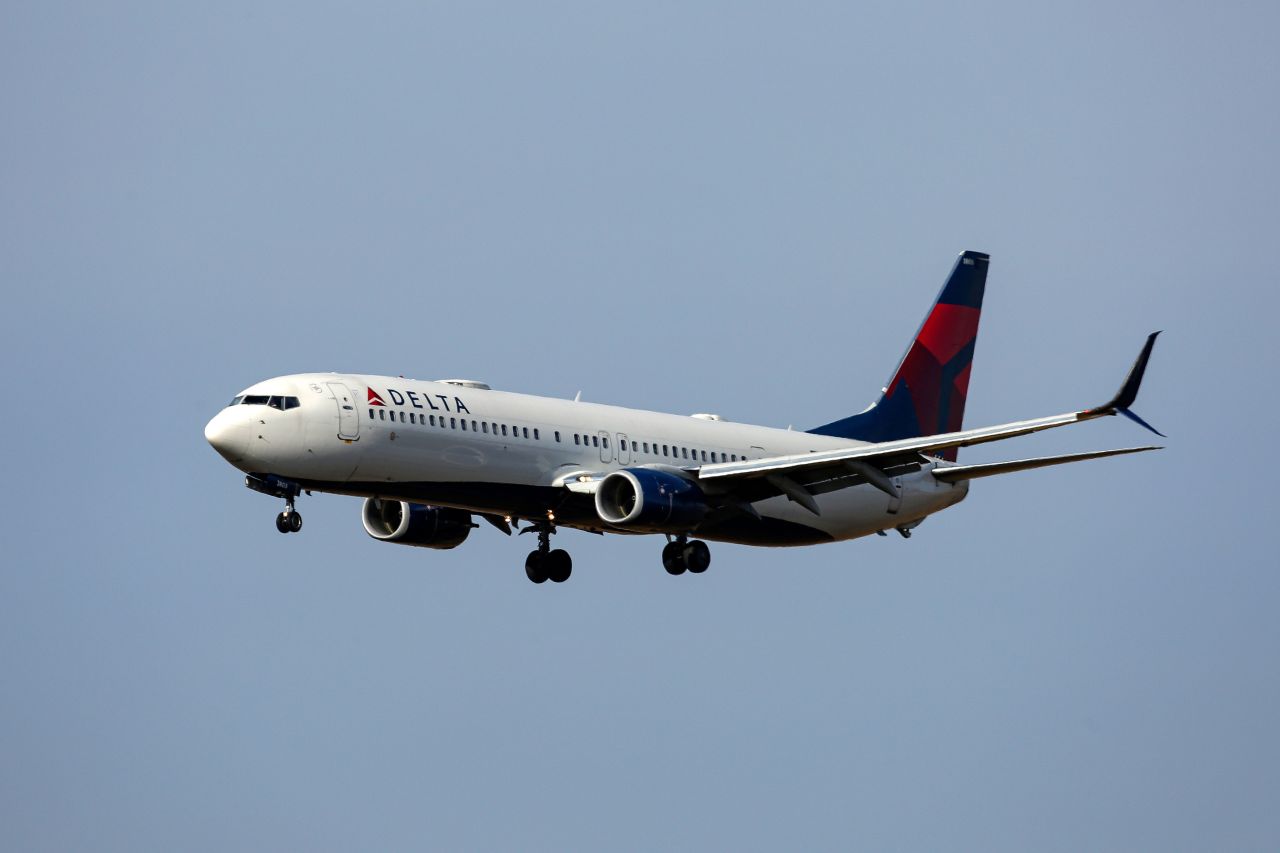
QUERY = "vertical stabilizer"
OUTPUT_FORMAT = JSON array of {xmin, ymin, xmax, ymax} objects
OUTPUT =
[{"xmin": 808, "ymin": 251, "xmax": 989, "ymax": 461}]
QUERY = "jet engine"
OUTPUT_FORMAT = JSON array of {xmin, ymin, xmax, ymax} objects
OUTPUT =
[
  {"xmin": 595, "ymin": 468, "xmax": 709, "ymax": 532},
  {"xmin": 361, "ymin": 499, "xmax": 474, "ymax": 549}
]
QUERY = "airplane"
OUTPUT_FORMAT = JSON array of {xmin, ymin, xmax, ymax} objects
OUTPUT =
[{"xmin": 204, "ymin": 251, "xmax": 1163, "ymax": 584}]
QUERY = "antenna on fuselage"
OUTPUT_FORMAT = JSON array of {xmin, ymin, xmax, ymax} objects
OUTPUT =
[{"xmin": 574, "ymin": 390, "xmax": 582, "ymax": 402}]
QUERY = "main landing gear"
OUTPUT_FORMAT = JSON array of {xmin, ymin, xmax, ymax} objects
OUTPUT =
[
  {"xmin": 516, "ymin": 521, "xmax": 711, "ymax": 584},
  {"xmin": 661, "ymin": 535, "xmax": 710, "ymax": 576},
  {"xmin": 523, "ymin": 522, "xmax": 572, "ymax": 584}
]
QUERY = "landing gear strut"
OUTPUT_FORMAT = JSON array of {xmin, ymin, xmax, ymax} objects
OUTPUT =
[
  {"xmin": 245, "ymin": 474, "xmax": 303, "ymax": 534},
  {"xmin": 522, "ymin": 521, "xmax": 572, "ymax": 584},
  {"xmin": 662, "ymin": 535, "xmax": 710, "ymax": 576},
  {"xmin": 275, "ymin": 492, "xmax": 302, "ymax": 534}
]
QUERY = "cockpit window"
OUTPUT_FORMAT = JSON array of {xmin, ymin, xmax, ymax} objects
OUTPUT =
[
  {"xmin": 238, "ymin": 395, "xmax": 300, "ymax": 410},
  {"xmin": 228, "ymin": 395, "xmax": 244, "ymax": 407}
]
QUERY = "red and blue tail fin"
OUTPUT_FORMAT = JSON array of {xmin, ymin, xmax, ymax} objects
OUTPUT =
[{"xmin": 808, "ymin": 250, "xmax": 989, "ymax": 461}]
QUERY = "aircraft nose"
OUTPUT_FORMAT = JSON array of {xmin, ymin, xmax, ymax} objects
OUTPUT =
[{"xmin": 205, "ymin": 410, "xmax": 249, "ymax": 463}]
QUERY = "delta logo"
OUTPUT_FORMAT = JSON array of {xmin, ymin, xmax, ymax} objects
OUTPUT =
[{"xmin": 366, "ymin": 385, "xmax": 471, "ymax": 414}]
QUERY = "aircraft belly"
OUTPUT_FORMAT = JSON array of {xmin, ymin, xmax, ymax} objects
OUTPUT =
[{"xmin": 740, "ymin": 471, "xmax": 970, "ymax": 544}]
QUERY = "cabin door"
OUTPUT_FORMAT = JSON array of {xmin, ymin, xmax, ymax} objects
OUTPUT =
[{"xmin": 327, "ymin": 382, "xmax": 360, "ymax": 440}]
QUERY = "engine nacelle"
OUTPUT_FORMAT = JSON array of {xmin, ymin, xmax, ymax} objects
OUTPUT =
[
  {"xmin": 595, "ymin": 468, "xmax": 709, "ymax": 532},
  {"xmin": 361, "ymin": 499, "xmax": 474, "ymax": 549}
]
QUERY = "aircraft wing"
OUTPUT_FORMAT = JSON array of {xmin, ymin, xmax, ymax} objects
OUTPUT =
[{"xmin": 695, "ymin": 333, "xmax": 1163, "ymax": 513}]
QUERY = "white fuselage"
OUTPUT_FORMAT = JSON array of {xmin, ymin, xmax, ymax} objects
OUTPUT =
[{"xmin": 204, "ymin": 373, "xmax": 969, "ymax": 545}]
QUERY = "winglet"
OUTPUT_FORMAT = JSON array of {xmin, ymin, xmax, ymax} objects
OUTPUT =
[{"xmin": 1085, "ymin": 331, "xmax": 1164, "ymax": 436}]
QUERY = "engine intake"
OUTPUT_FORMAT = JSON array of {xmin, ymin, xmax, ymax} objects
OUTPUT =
[
  {"xmin": 361, "ymin": 499, "xmax": 474, "ymax": 549},
  {"xmin": 595, "ymin": 468, "xmax": 709, "ymax": 532}
]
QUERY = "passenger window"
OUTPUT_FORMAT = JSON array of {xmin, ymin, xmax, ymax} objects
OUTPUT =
[
  {"xmin": 621, "ymin": 439, "xmax": 627, "ymax": 451},
  {"xmin": 400, "ymin": 412, "xmax": 406, "ymax": 423},
  {"xmin": 369, "ymin": 408, "xmax": 375, "ymax": 419},
  {"xmin": 554, "ymin": 431, "xmax": 560, "ymax": 442},
  {"xmin": 574, "ymin": 434, "xmax": 580, "ymax": 445},
  {"xmin": 501, "ymin": 424, "xmax": 507, "ymax": 436},
  {"xmin": 682, "ymin": 448, "xmax": 688, "ymax": 459},
  {"xmin": 602, "ymin": 437, "xmax": 608, "ymax": 448},
  {"xmin": 471, "ymin": 420, "xmax": 477, "ymax": 431},
  {"xmin": 593, "ymin": 436, "xmax": 599, "ymax": 447},
  {"xmin": 663, "ymin": 445, "xmax": 669, "ymax": 456},
  {"xmin": 461, "ymin": 420, "xmax": 467, "ymax": 430},
  {"xmin": 429, "ymin": 415, "xmax": 436, "ymax": 426},
  {"xmin": 524, "ymin": 427, "xmax": 530, "ymax": 439},
  {"xmin": 450, "ymin": 417, "xmax": 457, "ymax": 428},
  {"xmin": 482, "ymin": 422, "xmax": 489, "ymax": 434},
  {"xmin": 379, "ymin": 409, "xmax": 386, "ymax": 421},
  {"xmin": 409, "ymin": 413, "xmax": 416, "ymax": 424},
  {"xmin": 701, "ymin": 450, "xmax": 707, "ymax": 461},
  {"xmin": 534, "ymin": 428, "xmax": 540, "ymax": 440}
]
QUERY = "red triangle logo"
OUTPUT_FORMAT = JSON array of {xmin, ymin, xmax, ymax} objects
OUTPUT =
[{"xmin": 367, "ymin": 387, "xmax": 387, "ymax": 406}]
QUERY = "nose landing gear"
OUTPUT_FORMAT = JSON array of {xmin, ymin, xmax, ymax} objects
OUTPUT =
[
  {"xmin": 245, "ymin": 474, "xmax": 304, "ymax": 535},
  {"xmin": 275, "ymin": 506, "xmax": 303, "ymax": 534},
  {"xmin": 274, "ymin": 487, "xmax": 302, "ymax": 533}
]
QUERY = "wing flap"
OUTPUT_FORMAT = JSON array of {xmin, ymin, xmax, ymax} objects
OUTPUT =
[{"xmin": 699, "ymin": 409, "xmax": 1087, "ymax": 483}]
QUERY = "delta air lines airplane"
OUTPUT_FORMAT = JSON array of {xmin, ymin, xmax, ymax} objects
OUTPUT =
[{"xmin": 205, "ymin": 252, "xmax": 1163, "ymax": 584}]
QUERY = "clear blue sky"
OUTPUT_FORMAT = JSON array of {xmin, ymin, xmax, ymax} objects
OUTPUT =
[{"xmin": 2, "ymin": 2, "xmax": 1277, "ymax": 850}]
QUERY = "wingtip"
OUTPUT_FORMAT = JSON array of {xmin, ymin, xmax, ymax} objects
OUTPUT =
[
  {"xmin": 1118, "ymin": 407, "xmax": 1166, "ymax": 437},
  {"xmin": 1107, "ymin": 331, "xmax": 1162, "ymax": 412}
]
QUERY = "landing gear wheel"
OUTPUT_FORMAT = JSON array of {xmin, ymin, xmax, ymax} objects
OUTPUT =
[
  {"xmin": 684, "ymin": 540, "xmax": 710, "ymax": 574},
  {"xmin": 525, "ymin": 550, "xmax": 549, "ymax": 584},
  {"xmin": 276, "ymin": 512, "xmax": 291, "ymax": 534},
  {"xmin": 546, "ymin": 549, "xmax": 573, "ymax": 583},
  {"xmin": 521, "ymin": 520, "xmax": 570, "ymax": 584},
  {"xmin": 662, "ymin": 542, "xmax": 687, "ymax": 575},
  {"xmin": 287, "ymin": 511, "xmax": 303, "ymax": 533}
]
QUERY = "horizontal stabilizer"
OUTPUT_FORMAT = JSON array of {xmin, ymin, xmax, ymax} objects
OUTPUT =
[{"xmin": 931, "ymin": 446, "xmax": 1161, "ymax": 483}]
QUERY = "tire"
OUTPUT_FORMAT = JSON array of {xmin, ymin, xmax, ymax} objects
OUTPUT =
[
  {"xmin": 288, "ymin": 511, "xmax": 303, "ymax": 533},
  {"xmin": 546, "ymin": 549, "xmax": 573, "ymax": 583},
  {"xmin": 684, "ymin": 540, "xmax": 710, "ymax": 574},
  {"xmin": 662, "ymin": 542, "xmax": 686, "ymax": 575},
  {"xmin": 525, "ymin": 551, "xmax": 548, "ymax": 584},
  {"xmin": 276, "ymin": 513, "xmax": 291, "ymax": 534}
]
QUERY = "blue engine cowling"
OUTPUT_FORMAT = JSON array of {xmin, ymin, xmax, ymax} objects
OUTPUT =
[
  {"xmin": 361, "ymin": 499, "xmax": 474, "ymax": 549},
  {"xmin": 595, "ymin": 468, "xmax": 709, "ymax": 532}
]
